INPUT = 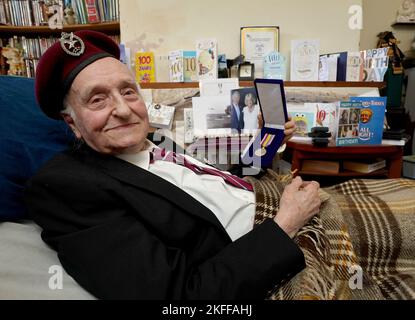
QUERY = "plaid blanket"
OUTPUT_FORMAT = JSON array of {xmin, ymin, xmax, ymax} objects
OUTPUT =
[{"xmin": 246, "ymin": 171, "xmax": 415, "ymax": 300}]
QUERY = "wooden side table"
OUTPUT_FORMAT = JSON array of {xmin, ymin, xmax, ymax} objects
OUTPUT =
[{"xmin": 286, "ymin": 141, "xmax": 404, "ymax": 179}]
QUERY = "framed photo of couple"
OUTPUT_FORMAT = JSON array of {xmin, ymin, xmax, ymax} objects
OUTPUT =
[{"xmin": 240, "ymin": 26, "xmax": 280, "ymax": 78}]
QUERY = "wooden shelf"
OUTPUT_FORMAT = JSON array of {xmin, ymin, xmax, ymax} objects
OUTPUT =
[
  {"xmin": 0, "ymin": 22, "xmax": 120, "ymax": 35},
  {"xmin": 392, "ymin": 22, "xmax": 415, "ymax": 27},
  {"xmin": 286, "ymin": 141, "xmax": 403, "ymax": 179},
  {"xmin": 140, "ymin": 81, "xmax": 386, "ymax": 90},
  {"xmin": 286, "ymin": 141, "xmax": 403, "ymax": 155}
]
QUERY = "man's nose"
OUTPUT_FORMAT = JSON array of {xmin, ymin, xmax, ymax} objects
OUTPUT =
[{"xmin": 112, "ymin": 94, "xmax": 131, "ymax": 118}]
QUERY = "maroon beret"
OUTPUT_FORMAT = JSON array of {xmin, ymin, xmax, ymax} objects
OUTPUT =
[{"xmin": 35, "ymin": 30, "xmax": 120, "ymax": 120}]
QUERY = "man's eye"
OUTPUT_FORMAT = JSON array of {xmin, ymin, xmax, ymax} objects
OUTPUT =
[
  {"xmin": 91, "ymin": 97, "xmax": 104, "ymax": 104},
  {"xmin": 124, "ymin": 89, "xmax": 136, "ymax": 96}
]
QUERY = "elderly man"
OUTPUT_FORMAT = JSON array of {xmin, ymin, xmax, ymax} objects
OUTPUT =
[{"xmin": 25, "ymin": 31, "xmax": 321, "ymax": 300}]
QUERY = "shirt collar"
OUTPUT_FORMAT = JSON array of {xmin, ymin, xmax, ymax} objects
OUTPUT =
[{"xmin": 116, "ymin": 139, "xmax": 157, "ymax": 170}]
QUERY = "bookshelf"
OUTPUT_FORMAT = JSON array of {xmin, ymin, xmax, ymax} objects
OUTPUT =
[
  {"xmin": 0, "ymin": 21, "xmax": 120, "ymax": 36},
  {"xmin": 0, "ymin": 21, "xmax": 120, "ymax": 78},
  {"xmin": 0, "ymin": 0, "xmax": 120, "ymax": 78}
]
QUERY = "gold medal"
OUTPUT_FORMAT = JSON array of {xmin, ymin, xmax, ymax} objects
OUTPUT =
[
  {"xmin": 255, "ymin": 133, "xmax": 275, "ymax": 157},
  {"xmin": 255, "ymin": 148, "xmax": 267, "ymax": 157}
]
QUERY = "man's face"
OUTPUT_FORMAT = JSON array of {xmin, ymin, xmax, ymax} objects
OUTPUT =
[
  {"xmin": 232, "ymin": 93, "xmax": 240, "ymax": 105},
  {"xmin": 64, "ymin": 57, "xmax": 149, "ymax": 155}
]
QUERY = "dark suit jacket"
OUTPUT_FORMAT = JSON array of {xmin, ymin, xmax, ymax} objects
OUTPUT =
[
  {"xmin": 24, "ymin": 136, "xmax": 305, "ymax": 300},
  {"xmin": 228, "ymin": 104, "xmax": 244, "ymax": 131}
]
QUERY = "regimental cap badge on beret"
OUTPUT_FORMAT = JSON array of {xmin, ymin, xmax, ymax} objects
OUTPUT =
[{"xmin": 60, "ymin": 32, "xmax": 85, "ymax": 57}]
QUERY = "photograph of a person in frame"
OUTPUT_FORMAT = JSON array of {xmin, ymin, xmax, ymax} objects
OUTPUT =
[
  {"xmin": 242, "ymin": 93, "xmax": 260, "ymax": 132},
  {"xmin": 225, "ymin": 90, "xmax": 244, "ymax": 132}
]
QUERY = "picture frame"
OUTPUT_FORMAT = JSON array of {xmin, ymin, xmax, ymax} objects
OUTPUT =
[
  {"xmin": 238, "ymin": 62, "xmax": 255, "ymax": 81},
  {"xmin": 240, "ymin": 26, "xmax": 280, "ymax": 78}
]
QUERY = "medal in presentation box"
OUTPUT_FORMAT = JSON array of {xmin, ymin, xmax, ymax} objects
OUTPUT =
[{"xmin": 242, "ymin": 79, "xmax": 288, "ymax": 168}]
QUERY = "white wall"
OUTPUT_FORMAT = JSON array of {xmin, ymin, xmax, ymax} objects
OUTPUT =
[
  {"xmin": 119, "ymin": 0, "xmax": 362, "ymax": 80},
  {"xmin": 361, "ymin": 0, "xmax": 414, "ymax": 53}
]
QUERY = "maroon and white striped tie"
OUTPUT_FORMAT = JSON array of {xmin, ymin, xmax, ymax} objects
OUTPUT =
[{"xmin": 150, "ymin": 148, "xmax": 253, "ymax": 192}]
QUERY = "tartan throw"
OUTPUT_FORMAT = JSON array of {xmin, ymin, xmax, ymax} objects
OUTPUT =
[{"xmin": 246, "ymin": 170, "xmax": 415, "ymax": 300}]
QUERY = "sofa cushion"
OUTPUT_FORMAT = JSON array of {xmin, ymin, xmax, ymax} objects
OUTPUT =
[{"xmin": 0, "ymin": 75, "xmax": 74, "ymax": 221}]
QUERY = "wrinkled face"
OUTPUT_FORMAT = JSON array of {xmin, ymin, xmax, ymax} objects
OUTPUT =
[{"xmin": 63, "ymin": 57, "xmax": 149, "ymax": 155}]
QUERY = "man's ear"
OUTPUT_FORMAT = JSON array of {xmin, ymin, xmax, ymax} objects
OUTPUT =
[{"xmin": 61, "ymin": 113, "xmax": 82, "ymax": 139}]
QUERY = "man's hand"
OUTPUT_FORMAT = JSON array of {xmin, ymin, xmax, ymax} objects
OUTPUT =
[
  {"xmin": 274, "ymin": 176, "xmax": 321, "ymax": 238},
  {"xmin": 257, "ymin": 112, "xmax": 264, "ymax": 129},
  {"xmin": 282, "ymin": 117, "xmax": 296, "ymax": 145}
]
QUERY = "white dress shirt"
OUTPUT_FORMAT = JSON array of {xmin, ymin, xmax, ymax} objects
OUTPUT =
[{"xmin": 117, "ymin": 141, "xmax": 256, "ymax": 241}]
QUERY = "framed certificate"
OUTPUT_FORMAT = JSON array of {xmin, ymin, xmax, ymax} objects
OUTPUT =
[{"xmin": 240, "ymin": 26, "xmax": 280, "ymax": 78}]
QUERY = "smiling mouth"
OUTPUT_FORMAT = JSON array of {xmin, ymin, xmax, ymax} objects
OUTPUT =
[{"xmin": 106, "ymin": 122, "xmax": 140, "ymax": 131}]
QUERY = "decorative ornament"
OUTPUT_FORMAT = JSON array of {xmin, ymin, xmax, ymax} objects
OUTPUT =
[{"xmin": 60, "ymin": 32, "xmax": 85, "ymax": 57}]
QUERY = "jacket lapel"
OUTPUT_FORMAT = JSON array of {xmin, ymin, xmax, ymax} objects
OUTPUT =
[{"xmin": 73, "ymin": 144, "xmax": 230, "ymax": 237}]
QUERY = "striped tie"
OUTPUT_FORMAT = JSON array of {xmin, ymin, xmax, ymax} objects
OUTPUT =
[{"xmin": 150, "ymin": 148, "xmax": 253, "ymax": 192}]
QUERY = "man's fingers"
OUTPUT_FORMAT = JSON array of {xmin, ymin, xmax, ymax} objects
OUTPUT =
[
  {"xmin": 284, "ymin": 121, "xmax": 296, "ymax": 130},
  {"xmin": 288, "ymin": 176, "xmax": 303, "ymax": 190},
  {"xmin": 304, "ymin": 181, "xmax": 320, "ymax": 192},
  {"xmin": 284, "ymin": 128, "xmax": 296, "ymax": 136},
  {"xmin": 302, "ymin": 180, "xmax": 320, "ymax": 189}
]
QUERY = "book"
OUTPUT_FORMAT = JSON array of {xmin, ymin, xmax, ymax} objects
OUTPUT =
[
  {"xmin": 350, "ymin": 96, "xmax": 387, "ymax": 145},
  {"xmin": 383, "ymin": 129, "xmax": 405, "ymax": 140},
  {"xmin": 168, "ymin": 50, "xmax": 184, "ymax": 82},
  {"xmin": 183, "ymin": 51, "xmax": 197, "ymax": 82},
  {"xmin": 343, "ymin": 158, "xmax": 386, "ymax": 173},
  {"xmin": 0, "ymin": 47, "xmax": 8, "ymax": 75},
  {"xmin": 301, "ymin": 160, "xmax": 340, "ymax": 174},
  {"xmin": 381, "ymin": 139, "xmax": 406, "ymax": 146},
  {"xmin": 196, "ymin": 39, "xmax": 218, "ymax": 80},
  {"xmin": 135, "ymin": 52, "xmax": 156, "ymax": 83},
  {"xmin": 290, "ymin": 40, "xmax": 320, "ymax": 81},
  {"xmin": 85, "ymin": 0, "xmax": 100, "ymax": 23},
  {"xmin": 146, "ymin": 103, "xmax": 175, "ymax": 130},
  {"xmin": 0, "ymin": 1, "xmax": 7, "ymax": 25},
  {"xmin": 335, "ymin": 101, "xmax": 362, "ymax": 146}
]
